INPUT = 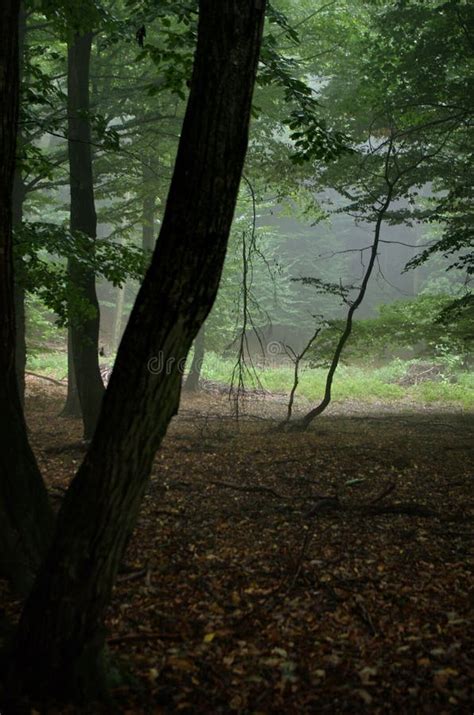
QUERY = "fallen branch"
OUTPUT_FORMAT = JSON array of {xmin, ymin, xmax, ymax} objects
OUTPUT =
[
  {"xmin": 108, "ymin": 631, "xmax": 182, "ymax": 645},
  {"xmin": 116, "ymin": 566, "xmax": 149, "ymax": 583},
  {"xmin": 207, "ymin": 479, "xmax": 283, "ymax": 499},
  {"xmin": 288, "ymin": 523, "xmax": 315, "ymax": 591},
  {"xmin": 367, "ymin": 481, "xmax": 397, "ymax": 506},
  {"xmin": 352, "ymin": 595, "xmax": 378, "ymax": 636},
  {"xmin": 25, "ymin": 370, "xmax": 67, "ymax": 386},
  {"xmin": 365, "ymin": 502, "xmax": 436, "ymax": 518}
]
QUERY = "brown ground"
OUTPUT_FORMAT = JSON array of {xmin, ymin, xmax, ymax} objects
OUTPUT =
[{"xmin": 3, "ymin": 377, "xmax": 474, "ymax": 713}]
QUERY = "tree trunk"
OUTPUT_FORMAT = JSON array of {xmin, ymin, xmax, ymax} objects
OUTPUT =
[
  {"xmin": 67, "ymin": 31, "xmax": 104, "ymax": 440},
  {"xmin": 142, "ymin": 162, "xmax": 156, "ymax": 254},
  {"xmin": 9, "ymin": 0, "xmax": 266, "ymax": 703},
  {"xmin": 184, "ymin": 324, "xmax": 205, "ymax": 391},
  {"xmin": 12, "ymin": 1, "xmax": 26, "ymax": 405},
  {"xmin": 0, "ymin": 0, "xmax": 53, "ymax": 596},
  {"xmin": 12, "ymin": 169, "xmax": 26, "ymax": 405},
  {"xmin": 113, "ymin": 284, "xmax": 125, "ymax": 351},
  {"xmin": 61, "ymin": 328, "xmax": 82, "ymax": 417}
]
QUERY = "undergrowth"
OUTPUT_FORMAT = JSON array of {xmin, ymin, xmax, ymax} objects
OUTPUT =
[{"xmin": 27, "ymin": 351, "xmax": 474, "ymax": 409}]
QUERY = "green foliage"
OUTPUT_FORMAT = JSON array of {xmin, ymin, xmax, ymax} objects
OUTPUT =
[
  {"xmin": 16, "ymin": 222, "xmax": 146, "ymax": 325},
  {"xmin": 26, "ymin": 350, "xmax": 68, "ymax": 380},
  {"xmin": 25, "ymin": 294, "xmax": 65, "ymax": 352},
  {"xmin": 311, "ymin": 294, "xmax": 474, "ymax": 365}
]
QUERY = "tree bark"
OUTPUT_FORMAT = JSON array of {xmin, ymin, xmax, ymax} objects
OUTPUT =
[
  {"xmin": 113, "ymin": 284, "xmax": 125, "ymax": 351},
  {"xmin": 12, "ymin": 1, "xmax": 26, "ymax": 405},
  {"xmin": 142, "ymin": 162, "xmax": 156, "ymax": 254},
  {"xmin": 9, "ymin": 0, "xmax": 266, "ymax": 703},
  {"xmin": 61, "ymin": 328, "xmax": 82, "ymax": 417},
  {"xmin": 67, "ymin": 31, "xmax": 104, "ymax": 439},
  {"xmin": 12, "ymin": 169, "xmax": 26, "ymax": 405},
  {"xmin": 184, "ymin": 324, "xmax": 205, "ymax": 391},
  {"xmin": 0, "ymin": 0, "xmax": 53, "ymax": 596}
]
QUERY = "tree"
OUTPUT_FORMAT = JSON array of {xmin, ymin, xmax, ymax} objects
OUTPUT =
[
  {"xmin": 0, "ymin": 0, "xmax": 53, "ymax": 596},
  {"xmin": 7, "ymin": 0, "xmax": 266, "ymax": 704},
  {"xmin": 12, "ymin": 1, "xmax": 27, "ymax": 404},
  {"xmin": 184, "ymin": 323, "xmax": 205, "ymax": 391},
  {"xmin": 66, "ymin": 30, "xmax": 105, "ymax": 438}
]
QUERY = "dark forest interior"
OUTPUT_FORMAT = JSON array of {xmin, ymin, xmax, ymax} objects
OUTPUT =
[{"xmin": 0, "ymin": 0, "xmax": 472, "ymax": 712}]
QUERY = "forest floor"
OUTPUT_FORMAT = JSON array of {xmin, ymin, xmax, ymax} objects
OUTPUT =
[{"xmin": 3, "ymin": 376, "xmax": 474, "ymax": 713}]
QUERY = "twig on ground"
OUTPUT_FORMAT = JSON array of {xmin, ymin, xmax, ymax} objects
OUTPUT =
[
  {"xmin": 207, "ymin": 479, "xmax": 283, "ymax": 499},
  {"xmin": 108, "ymin": 631, "xmax": 182, "ymax": 645},
  {"xmin": 367, "ymin": 481, "xmax": 397, "ymax": 505},
  {"xmin": 25, "ymin": 370, "xmax": 67, "ymax": 386}
]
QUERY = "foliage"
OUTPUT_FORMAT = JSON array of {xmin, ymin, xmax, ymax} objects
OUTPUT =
[
  {"xmin": 310, "ymin": 294, "xmax": 474, "ymax": 366},
  {"xmin": 25, "ymin": 294, "xmax": 66, "ymax": 352},
  {"xmin": 17, "ymin": 222, "xmax": 146, "ymax": 325}
]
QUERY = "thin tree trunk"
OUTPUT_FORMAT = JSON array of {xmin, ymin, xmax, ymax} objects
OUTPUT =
[
  {"xmin": 0, "ymin": 0, "xmax": 53, "ymax": 596},
  {"xmin": 184, "ymin": 324, "xmax": 205, "ymax": 391},
  {"xmin": 9, "ymin": 0, "xmax": 266, "ymax": 702},
  {"xmin": 61, "ymin": 328, "xmax": 82, "ymax": 417},
  {"xmin": 113, "ymin": 284, "xmax": 125, "ymax": 351},
  {"xmin": 296, "ymin": 142, "xmax": 397, "ymax": 430},
  {"xmin": 142, "ymin": 162, "xmax": 156, "ymax": 254},
  {"xmin": 67, "ymin": 31, "xmax": 104, "ymax": 440}
]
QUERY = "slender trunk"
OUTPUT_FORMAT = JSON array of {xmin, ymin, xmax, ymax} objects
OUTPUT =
[
  {"xmin": 142, "ymin": 162, "xmax": 156, "ymax": 254},
  {"xmin": 61, "ymin": 328, "xmax": 82, "ymax": 417},
  {"xmin": 113, "ymin": 284, "xmax": 125, "ymax": 351},
  {"xmin": 67, "ymin": 32, "xmax": 104, "ymax": 439},
  {"xmin": 9, "ymin": 0, "xmax": 266, "ymax": 702},
  {"xmin": 184, "ymin": 324, "xmax": 205, "ymax": 391},
  {"xmin": 0, "ymin": 0, "xmax": 53, "ymax": 596},
  {"xmin": 296, "ymin": 143, "xmax": 397, "ymax": 430}
]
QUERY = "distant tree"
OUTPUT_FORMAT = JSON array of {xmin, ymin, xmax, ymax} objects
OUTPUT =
[
  {"xmin": 184, "ymin": 324, "xmax": 205, "ymax": 391},
  {"xmin": 65, "ymin": 29, "xmax": 105, "ymax": 438}
]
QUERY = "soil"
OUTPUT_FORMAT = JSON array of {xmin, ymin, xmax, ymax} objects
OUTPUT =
[{"xmin": 2, "ymin": 376, "xmax": 473, "ymax": 713}]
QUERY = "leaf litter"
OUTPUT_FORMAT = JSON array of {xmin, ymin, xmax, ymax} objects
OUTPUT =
[{"xmin": 1, "ymin": 376, "xmax": 472, "ymax": 713}]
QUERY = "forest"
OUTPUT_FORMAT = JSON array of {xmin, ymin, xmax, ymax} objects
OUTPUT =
[{"xmin": 0, "ymin": 0, "xmax": 472, "ymax": 712}]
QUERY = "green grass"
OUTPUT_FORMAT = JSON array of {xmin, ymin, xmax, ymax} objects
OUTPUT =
[
  {"xmin": 199, "ymin": 353, "xmax": 474, "ymax": 408},
  {"xmin": 27, "ymin": 351, "xmax": 68, "ymax": 380},
  {"xmin": 26, "ymin": 350, "xmax": 474, "ymax": 409}
]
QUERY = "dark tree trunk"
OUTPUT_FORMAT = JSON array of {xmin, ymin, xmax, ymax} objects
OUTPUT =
[
  {"xmin": 184, "ymin": 324, "xmax": 205, "ymax": 391},
  {"xmin": 12, "ymin": 1, "xmax": 26, "ymax": 405},
  {"xmin": 12, "ymin": 170, "xmax": 26, "ymax": 405},
  {"xmin": 142, "ymin": 162, "xmax": 156, "ymax": 254},
  {"xmin": 61, "ymin": 328, "xmax": 82, "ymax": 417},
  {"xmin": 67, "ymin": 31, "xmax": 104, "ymax": 439},
  {"xmin": 9, "ymin": 0, "xmax": 266, "ymax": 703},
  {"xmin": 0, "ymin": 0, "xmax": 53, "ymax": 596}
]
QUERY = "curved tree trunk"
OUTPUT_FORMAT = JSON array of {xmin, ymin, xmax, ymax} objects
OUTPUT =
[
  {"xmin": 0, "ymin": 0, "xmax": 53, "ymax": 596},
  {"xmin": 295, "ymin": 141, "xmax": 396, "ymax": 430},
  {"xmin": 9, "ymin": 0, "xmax": 266, "ymax": 703},
  {"xmin": 67, "ymin": 31, "xmax": 104, "ymax": 439}
]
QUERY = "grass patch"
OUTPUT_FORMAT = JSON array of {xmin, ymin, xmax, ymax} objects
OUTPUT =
[
  {"xmin": 26, "ymin": 350, "xmax": 473, "ymax": 409},
  {"xmin": 27, "ymin": 351, "xmax": 68, "ymax": 380}
]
